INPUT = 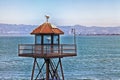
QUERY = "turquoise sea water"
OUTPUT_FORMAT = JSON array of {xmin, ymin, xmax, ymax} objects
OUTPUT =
[{"xmin": 0, "ymin": 36, "xmax": 120, "ymax": 80}]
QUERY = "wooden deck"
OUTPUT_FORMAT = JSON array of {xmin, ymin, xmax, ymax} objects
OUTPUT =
[
  {"xmin": 19, "ymin": 53, "xmax": 77, "ymax": 58},
  {"xmin": 18, "ymin": 44, "xmax": 77, "ymax": 58}
]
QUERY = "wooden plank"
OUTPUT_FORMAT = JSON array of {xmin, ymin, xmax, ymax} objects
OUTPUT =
[{"xmin": 19, "ymin": 53, "xmax": 76, "ymax": 58}]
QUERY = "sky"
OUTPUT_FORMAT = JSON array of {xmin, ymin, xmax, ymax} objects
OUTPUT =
[{"xmin": 0, "ymin": 0, "xmax": 120, "ymax": 27}]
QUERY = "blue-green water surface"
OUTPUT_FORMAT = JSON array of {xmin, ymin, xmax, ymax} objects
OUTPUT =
[{"xmin": 0, "ymin": 36, "xmax": 120, "ymax": 80}]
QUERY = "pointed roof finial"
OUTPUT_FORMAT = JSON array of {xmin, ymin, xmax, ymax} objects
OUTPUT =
[{"xmin": 45, "ymin": 15, "xmax": 50, "ymax": 22}]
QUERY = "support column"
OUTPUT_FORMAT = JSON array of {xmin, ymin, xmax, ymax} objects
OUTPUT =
[
  {"xmin": 46, "ymin": 59, "xmax": 50, "ymax": 80},
  {"xmin": 59, "ymin": 58, "xmax": 64, "ymax": 80},
  {"xmin": 31, "ymin": 58, "xmax": 36, "ymax": 80}
]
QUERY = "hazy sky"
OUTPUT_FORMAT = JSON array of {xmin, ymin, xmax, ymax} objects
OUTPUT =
[{"xmin": 0, "ymin": 0, "xmax": 120, "ymax": 27}]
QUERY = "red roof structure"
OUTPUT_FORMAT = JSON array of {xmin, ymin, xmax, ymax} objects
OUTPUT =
[{"xmin": 31, "ymin": 22, "xmax": 64, "ymax": 34}]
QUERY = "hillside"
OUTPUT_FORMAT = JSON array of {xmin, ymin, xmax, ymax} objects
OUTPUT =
[{"xmin": 0, "ymin": 23, "xmax": 120, "ymax": 36}]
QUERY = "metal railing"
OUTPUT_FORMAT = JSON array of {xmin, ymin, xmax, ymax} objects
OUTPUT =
[{"xmin": 18, "ymin": 44, "xmax": 76, "ymax": 55}]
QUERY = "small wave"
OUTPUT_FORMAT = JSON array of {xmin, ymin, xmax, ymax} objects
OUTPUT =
[{"xmin": 66, "ymin": 77, "xmax": 99, "ymax": 80}]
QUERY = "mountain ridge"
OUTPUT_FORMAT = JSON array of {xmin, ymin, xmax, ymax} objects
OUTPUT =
[{"xmin": 0, "ymin": 23, "xmax": 120, "ymax": 36}]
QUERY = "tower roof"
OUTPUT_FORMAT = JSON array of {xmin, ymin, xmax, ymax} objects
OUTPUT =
[
  {"xmin": 31, "ymin": 16, "xmax": 64, "ymax": 35},
  {"xmin": 31, "ymin": 22, "xmax": 64, "ymax": 34}
]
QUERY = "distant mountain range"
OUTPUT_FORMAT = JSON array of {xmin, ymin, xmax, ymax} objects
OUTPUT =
[{"xmin": 0, "ymin": 23, "xmax": 120, "ymax": 36}]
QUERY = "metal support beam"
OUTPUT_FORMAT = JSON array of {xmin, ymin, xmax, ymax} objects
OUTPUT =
[
  {"xmin": 30, "ymin": 58, "xmax": 64, "ymax": 80},
  {"xmin": 59, "ymin": 58, "xmax": 64, "ymax": 80},
  {"xmin": 45, "ymin": 59, "xmax": 50, "ymax": 80},
  {"xmin": 35, "ymin": 61, "xmax": 45, "ymax": 79},
  {"xmin": 31, "ymin": 58, "xmax": 36, "ymax": 80},
  {"xmin": 49, "ymin": 59, "xmax": 60, "ymax": 79}
]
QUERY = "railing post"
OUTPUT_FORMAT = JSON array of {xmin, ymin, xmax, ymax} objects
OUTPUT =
[
  {"xmin": 58, "ymin": 45, "xmax": 60, "ymax": 54},
  {"xmin": 46, "ymin": 45, "xmax": 47, "ymax": 54},
  {"xmin": 32, "ymin": 45, "xmax": 34, "ymax": 54},
  {"xmin": 41, "ymin": 45, "xmax": 44, "ymax": 54},
  {"xmin": 61, "ymin": 45, "xmax": 63, "ymax": 54},
  {"xmin": 51, "ymin": 45, "xmax": 53, "ymax": 53}
]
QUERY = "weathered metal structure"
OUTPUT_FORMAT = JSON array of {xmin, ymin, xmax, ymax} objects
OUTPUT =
[{"xmin": 18, "ymin": 16, "xmax": 77, "ymax": 80}]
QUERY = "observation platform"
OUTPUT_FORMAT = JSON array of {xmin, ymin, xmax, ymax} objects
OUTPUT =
[{"xmin": 18, "ymin": 44, "xmax": 77, "ymax": 58}]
